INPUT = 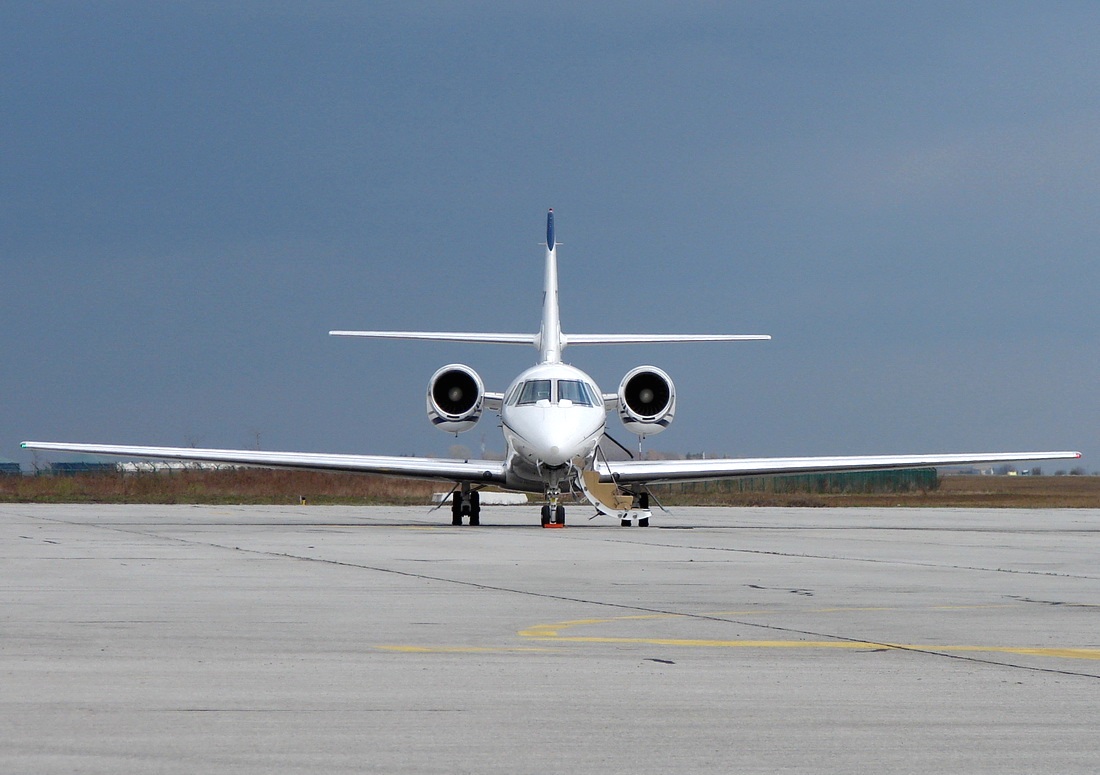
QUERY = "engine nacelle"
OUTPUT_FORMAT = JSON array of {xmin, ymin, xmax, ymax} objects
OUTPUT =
[
  {"xmin": 618, "ymin": 365, "xmax": 676, "ymax": 436},
  {"xmin": 427, "ymin": 364, "xmax": 484, "ymax": 434}
]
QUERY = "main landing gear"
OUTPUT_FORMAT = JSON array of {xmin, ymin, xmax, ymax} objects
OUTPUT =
[{"xmin": 451, "ymin": 488, "xmax": 480, "ymax": 526}]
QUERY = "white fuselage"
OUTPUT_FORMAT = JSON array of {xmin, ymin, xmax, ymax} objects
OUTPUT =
[
  {"xmin": 497, "ymin": 210, "xmax": 606, "ymax": 493},
  {"xmin": 500, "ymin": 362, "xmax": 606, "ymax": 492}
]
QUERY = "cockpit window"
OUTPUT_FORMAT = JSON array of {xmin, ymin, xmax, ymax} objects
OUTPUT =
[
  {"xmin": 557, "ymin": 380, "xmax": 596, "ymax": 406},
  {"xmin": 517, "ymin": 379, "xmax": 552, "ymax": 405}
]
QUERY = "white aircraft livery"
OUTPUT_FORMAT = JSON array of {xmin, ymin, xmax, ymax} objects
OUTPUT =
[{"xmin": 24, "ymin": 210, "xmax": 1079, "ymax": 526}]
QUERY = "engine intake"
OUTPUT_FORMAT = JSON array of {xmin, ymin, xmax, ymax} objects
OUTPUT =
[
  {"xmin": 427, "ymin": 364, "xmax": 484, "ymax": 433},
  {"xmin": 618, "ymin": 365, "xmax": 676, "ymax": 436}
]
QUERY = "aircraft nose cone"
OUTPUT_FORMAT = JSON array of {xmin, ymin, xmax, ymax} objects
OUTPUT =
[
  {"xmin": 537, "ymin": 424, "xmax": 585, "ymax": 466},
  {"xmin": 542, "ymin": 443, "xmax": 568, "ymax": 467}
]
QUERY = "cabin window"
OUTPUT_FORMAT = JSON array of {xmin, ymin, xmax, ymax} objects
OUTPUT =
[{"xmin": 517, "ymin": 379, "xmax": 552, "ymax": 405}]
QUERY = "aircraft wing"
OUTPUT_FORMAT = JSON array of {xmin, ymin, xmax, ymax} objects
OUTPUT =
[
  {"xmin": 21, "ymin": 442, "xmax": 508, "ymax": 484},
  {"xmin": 597, "ymin": 451, "xmax": 1081, "ymax": 485}
]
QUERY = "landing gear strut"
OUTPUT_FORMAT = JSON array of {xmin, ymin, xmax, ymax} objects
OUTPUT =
[{"xmin": 451, "ymin": 486, "xmax": 480, "ymax": 526}]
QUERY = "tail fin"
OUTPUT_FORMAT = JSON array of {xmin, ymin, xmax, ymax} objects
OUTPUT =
[
  {"xmin": 331, "ymin": 209, "xmax": 769, "ymax": 353},
  {"xmin": 537, "ymin": 209, "xmax": 563, "ymax": 363}
]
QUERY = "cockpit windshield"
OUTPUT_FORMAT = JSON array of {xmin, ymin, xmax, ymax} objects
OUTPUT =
[
  {"xmin": 557, "ymin": 379, "xmax": 597, "ymax": 406},
  {"xmin": 512, "ymin": 378, "xmax": 599, "ymax": 407},
  {"xmin": 516, "ymin": 379, "xmax": 552, "ymax": 405}
]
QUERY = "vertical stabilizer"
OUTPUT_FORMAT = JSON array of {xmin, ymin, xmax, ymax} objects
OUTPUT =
[{"xmin": 538, "ymin": 208, "xmax": 563, "ymax": 363}]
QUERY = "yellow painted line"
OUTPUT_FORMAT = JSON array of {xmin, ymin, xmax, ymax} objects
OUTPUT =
[
  {"xmin": 376, "ymin": 639, "xmax": 1100, "ymax": 660},
  {"xmin": 518, "ymin": 608, "xmax": 919, "ymax": 638},
  {"xmin": 519, "ymin": 604, "xmax": 1023, "ymax": 639},
  {"xmin": 517, "ymin": 607, "xmax": 1100, "ymax": 661},
  {"xmin": 379, "ymin": 606, "xmax": 1099, "ymax": 660},
  {"xmin": 519, "ymin": 615, "xmax": 664, "ymax": 637},
  {"xmin": 930, "ymin": 645, "xmax": 1100, "ymax": 660},
  {"xmin": 528, "ymin": 636, "xmax": 879, "ymax": 649},
  {"xmin": 516, "ymin": 636, "xmax": 1100, "ymax": 659},
  {"xmin": 376, "ymin": 645, "xmax": 559, "ymax": 654}
]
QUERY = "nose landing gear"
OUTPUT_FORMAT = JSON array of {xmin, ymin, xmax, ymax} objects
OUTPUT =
[{"xmin": 540, "ymin": 488, "xmax": 566, "ymax": 528}]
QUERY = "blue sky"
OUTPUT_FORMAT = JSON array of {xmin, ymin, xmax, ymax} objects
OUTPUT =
[{"xmin": 4, "ymin": 2, "xmax": 1097, "ymax": 469}]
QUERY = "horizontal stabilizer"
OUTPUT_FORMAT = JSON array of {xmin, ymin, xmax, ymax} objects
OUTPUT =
[
  {"xmin": 330, "ymin": 330, "xmax": 537, "ymax": 345},
  {"xmin": 330, "ymin": 331, "xmax": 770, "ymax": 347},
  {"xmin": 566, "ymin": 334, "xmax": 770, "ymax": 345}
]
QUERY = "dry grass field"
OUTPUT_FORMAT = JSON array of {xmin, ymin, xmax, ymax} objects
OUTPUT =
[
  {"xmin": 2, "ymin": 470, "xmax": 1099, "ymax": 508},
  {"xmin": 929, "ymin": 474, "xmax": 1100, "ymax": 508},
  {"xmin": 0, "ymin": 469, "xmax": 440, "ymax": 505},
  {"xmin": 656, "ymin": 475, "xmax": 1100, "ymax": 508}
]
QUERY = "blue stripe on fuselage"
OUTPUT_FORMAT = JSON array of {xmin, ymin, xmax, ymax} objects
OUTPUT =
[{"xmin": 546, "ymin": 208, "xmax": 554, "ymax": 247}]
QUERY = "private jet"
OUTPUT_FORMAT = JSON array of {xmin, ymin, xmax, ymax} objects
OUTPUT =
[{"xmin": 24, "ymin": 210, "xmax": 1079, "ymax": 526}]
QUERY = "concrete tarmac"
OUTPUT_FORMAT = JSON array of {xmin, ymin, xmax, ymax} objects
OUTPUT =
[{"xmin": 2, "ymin": 503, "xmax": 1099, "ymax": 773}]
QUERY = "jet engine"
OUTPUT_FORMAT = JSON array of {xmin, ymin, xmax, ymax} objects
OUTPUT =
[
  {"xmin": 618, "ymin": 365, "xmax": 676, "ymax": 436},
  {"xmin": 427, "ymin": 364, "xmax": 484, "ymax": 433}
]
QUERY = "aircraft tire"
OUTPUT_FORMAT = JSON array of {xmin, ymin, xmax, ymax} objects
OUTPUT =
[
  {"xmin": 540, "ymin": 504, "xmax": 551, "ymax": 526},
  {"xmin": 554, "ymin": 505, "xmax": 565, "ymax": 525},
  {"xmin": 621, "ymin": 518, "xmax": 631, "ymax": 527},
  {"xmin": 469, "ymin": 491, "xmax": 480, "ymax": 526},
  {"xmin": 638, "ymin": 517, "xmax": 649, "ymax": 527}
]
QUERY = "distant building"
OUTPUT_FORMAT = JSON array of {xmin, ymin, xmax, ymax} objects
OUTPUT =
[
  {"xmin": 117, "ymin": 461, "xmax": 240, "ymax": 473},
  {"xmin": 0, "ymin": 459, "xmax": 20, "ymax": 476},
  {"xmin": 40, "ymin": 460, "xmax": 239, "ymax": 476}
]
